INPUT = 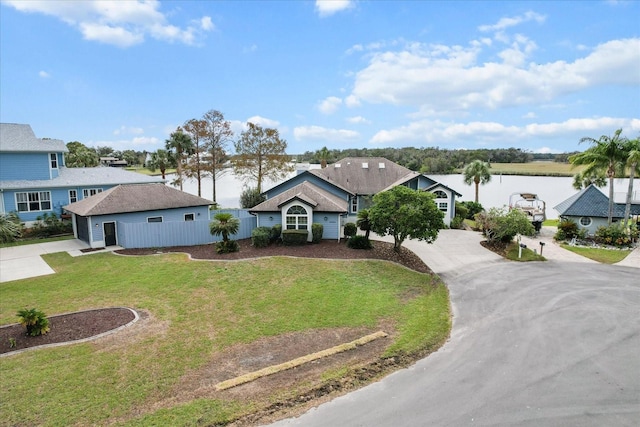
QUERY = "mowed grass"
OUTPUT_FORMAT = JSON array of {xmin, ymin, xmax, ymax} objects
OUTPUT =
[
  {"xmin": 483, "ymin": 162, "xmax": 583, "ymax": 176},
  {"xmin": 0, "ymin": 234, "xmax": 74, "ymax": 248},
  {"xmin": 0, "ymin": 251, "xmax": 450, "ymax": 426},
  {"xmin": 560, "ymin": 244, "xmax": 632, "ymax": 264}
]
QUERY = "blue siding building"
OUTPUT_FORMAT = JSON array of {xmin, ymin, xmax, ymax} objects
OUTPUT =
[{"xmin": 0, "ymin": 123, "xmax": 162, "ymax": 225}]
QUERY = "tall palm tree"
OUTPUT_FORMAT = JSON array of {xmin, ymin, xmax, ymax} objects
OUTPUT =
[
  {"xmin": 165, "ymin": 128, "xmax": 194, "ymax": 191},
  {"xmin": 463, "ymin": 160, "xmax": 491, "ymax": 203},
  {"xmin": 622, "ymin": 137, "xmax": 640, "ymax": 228},
  {"xmin": 572, "ymin": 170, "xmax": 607, "ymax": 190},
  {"xmin": 569, "ymin": 129, "xmax": 628, "ymax": 225},
  {"xmin": 317, "ymin": 146, "xmax": 330, "ymax": 168},
  {"xmin": 146, "ymin": 149, "xmax": 175, "ymax": 179}
]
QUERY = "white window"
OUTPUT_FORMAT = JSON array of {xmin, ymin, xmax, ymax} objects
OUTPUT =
[
  {"xmin": 147, "ymin": 216, "xmax": 163, "ymax": 223},
  {"xmin": 350, "ymin": 196, "xmax": 358, "ymax": 213},
  {"xmin": 184, "ymin": 213, "xmax": 195, "ymax": 221},
  {"xmin": 50, "ymin": 153, "xmax": 58, "ymax": 169},
  {"xmin": 580, "ymin": 217, "xmax": 592, "ymax": 226},
  {"xmin": 285, "ymin": 205, "xmax": 308, "ymax": 230},
  {"xmin": 16, "ymin": 191, "xmax": 51, "ymax": 212},
  {"xmin": 438, "ymin": 202, "xmax": 448, "ymax": 212},
  {"xmin": 69, "ymin": 190, "xmax": 77, "ymax": 204},
  {"xmin": 83, "ymin": 188, "xmax": 103, "ymax": 198}
]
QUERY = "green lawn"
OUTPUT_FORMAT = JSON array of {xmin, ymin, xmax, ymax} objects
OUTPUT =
[
  {"xmin": 125, "ymin": 166, "xmax": 176, "ymax": 176},
  {"xmin": 560, "ymin": 244, "xmax": 632, "ymax": 264},
  {"xmin": 0, "ymin": 251, "xmax": 450, "ymax": 426},
  {"xmin": 0, "ymin": 234, "xmax": 74, "ymax": 248}
]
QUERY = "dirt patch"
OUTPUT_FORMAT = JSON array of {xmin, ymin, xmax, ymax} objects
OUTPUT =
[
  {"xmin": 480, "ymin": 239, "xmax": 509, "ymax": 256},
  {"xmin": 0, "ymin": 307, "xmax": 135, "ymax": 355}
]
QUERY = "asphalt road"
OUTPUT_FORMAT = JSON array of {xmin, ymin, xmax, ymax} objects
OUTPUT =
[{"xmin": 269, "ymin": 232, "xmax": 640, "ymax": 426}]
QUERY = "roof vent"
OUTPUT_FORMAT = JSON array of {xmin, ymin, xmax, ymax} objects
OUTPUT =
[
  {"xmin": 362, "ymin": 162, "xmax": 368, "ymax": 169},
  {"xmin": 379, "ymin": 162, "xmax": 385, "ymax": 169},
  {"xmin": 334, "ymin": 163, "xmax": 341, "ymax": 168}
]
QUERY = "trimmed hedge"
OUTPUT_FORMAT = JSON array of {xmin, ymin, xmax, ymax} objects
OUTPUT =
[
  {"xmin": 343, "ymin": 222, "xmax": 357, "ymax": 238},
  {"xmin": 270, "ymin": 224, "xmax": 282, "ymax": 242},
  {"xmin": 251, "ymin": 226, "xmax": 271, "ymax": 248},
  {"xmin": 348, "ymin": 235, "xmax": 372, "ymax": 249},
  {"xmin": 282, "ymin": 229, "xmax": 308, "ymax": 246},
  {"xmin": 311, "ymin": 223, "xmax": 323, "ymax": 243}
]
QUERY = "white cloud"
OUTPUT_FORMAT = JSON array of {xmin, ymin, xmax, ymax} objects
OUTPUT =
[
  {"xmin": 113, "ymin": 125, "xmax": 144, "ymax": 136},
  {"xmin": 315, "ymin": 0, "xmax": 353, "ymax": 17},
  {"xmin": 3, "ymin": 0, "xmax": 212, "ymax": 47},
  {"xmin": 349, "ymin": 37, "xmax": 640, "ymax": 113},
  {"xmin": 88, "ymin": 136, "xmax": 160, "ymax": 151},
  {"xmin": 38, "ymin": 70, "xmax": 50, "ymax": 78},
  {"xmin": 534, "ymin": 147, "xmax": 562, "ymax": 154},
  {"xmin": 245, "ymin": 116, "xmax": 280, "ymax": 128},
  {"xmin": 478, "ymin": 11, "xmax": 546, "ymax": 33},
  {"xmin": 346, "ymin": 116, "xmax": 371, "ymax": 124},
  {"xmin": 294, "ymin": 125, "xmax": 359, "ymax": 141},
  {"xmin": 318, "ymin": 96, "xmax": 343, "ymax": 114},
  {"xmin": 522, "ymin": 112, "xmax": 537, "ymax": 119}
]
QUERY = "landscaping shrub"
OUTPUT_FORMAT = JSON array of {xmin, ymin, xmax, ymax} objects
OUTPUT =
[
  {"xmin": 454, "ymin": 202, "xmax": 469, "ymax": 222},
  {"xmin": 460, "ymin": 201, "xmax": 484, "ymax": 220},
  {"xmin": 594, "ymin": 223, "xmax": 634, "ymax": 247},
  {"xmin": 348, "ymin": 235, "xmax": 372, "ymax": 249},
  {"xmin": 450, "ymin": 216, "xmax": 464, "ymax": 229},
  {"xmin": 475, "ymin": 207, "xmax": 534, "ymax": 243},
  {"xmin": 282, "ymin": 229, "xmax": 308, "ymax": 246},
  {"xmin": 554, "ymin": 219, "xmax": 585, "ymax": 241},
  {"xmin": 16, "ymin": 308, "xmax": 50, "ymax": 336},
  {"xmin": 343, "ymin": 222, "xmax": 357, "ymax": 238},
  {"xmin": 270, "ymin": 224, "xmax": 282, "ymax": 242},
  {"xmin": 216, "ymin": 240, "xmax": 240, "ymax": 254},
  {"xmin": 0, "ymin": 212, "xmax": 23, "ymax": 243},
  {"xmin": 240, "ymin": 187, "xmax": 265, "ymax": 209},
  {"xmin": 27, "ymin": 213, "xmax": 72, "ymax": 238},
  {"xmin": 251, "ymin": 227, "xmax": 271, "ymax": 248},
  {"xmin": 311, "ymin": 223, "xmax": 323, "ymax": 243}
]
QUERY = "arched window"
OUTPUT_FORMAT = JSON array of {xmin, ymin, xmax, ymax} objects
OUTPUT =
[
  {"xmin": 286, "ymin": 205, "xmax": 308, "ymax": 230},
  {"xmin": 433, "ymin": 190, "xmax": 447, "ymax": 199}
]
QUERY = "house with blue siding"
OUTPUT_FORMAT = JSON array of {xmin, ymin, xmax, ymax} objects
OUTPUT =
[
  {"xmin": 0, "ymin": 123, "xmax": 162, "ymax": 225},
  {"xmin": 63, "ymin": 183, "xmax": 218, "ymax": 248},
  {"xmin": 251, "ymin": 157, "xmax": 461, "ymax": 241}
]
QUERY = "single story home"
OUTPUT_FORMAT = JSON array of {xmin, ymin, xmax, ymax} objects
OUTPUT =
[
  {"xmin": 250, "ymin": 157, "xmax": 461, "ymax": 241},
  {"xmin": 554, "ymin": 184, "xmax": 640, "ymax": 234}
]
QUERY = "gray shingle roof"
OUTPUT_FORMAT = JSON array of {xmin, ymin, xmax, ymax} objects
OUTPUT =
[
  {"xmin": 250, "ymin": 181, "xmax": 347, "ymax": 213},
  {"xmin": 0, "ymin": 123, "xmax": 67, "ymax": 153},
  {"xmin": 0, "ymin": 166, "xmax": 163, "ymax": 190},
  {"xmin": 64, "ymin": 183, "xmax": 212, "ymax": 216},
  {"xmin": 310, "ymin": 157, "xmax": 415, "ymax": 194},
  {"xmin": 554, "ymin": 184, "xmax": 640, "ymax": 218}
]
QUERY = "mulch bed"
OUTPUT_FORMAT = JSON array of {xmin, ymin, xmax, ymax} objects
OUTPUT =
[
  {"xmin": 0, "ymin": 308, "xmax": 135, "ymax": 355},
  {"xmin": 115, "ymin": 238, "xmax": 433, "ymax": 274}
]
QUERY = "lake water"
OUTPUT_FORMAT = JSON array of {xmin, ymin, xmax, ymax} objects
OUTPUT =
[{"xmin": 169, "ymin": 169, "xmax": 639, "ymax": 220}]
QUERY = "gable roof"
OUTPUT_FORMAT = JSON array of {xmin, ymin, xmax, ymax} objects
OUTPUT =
[
  {"xmin": 64, "ymin": 183, "xmax": 212, "ymax": 216},
  {"xmin": 0, "ymin": 123, "xmax": 67, "ymax": 153},
  {"xmin": 309, "ymin": 157, "xmax": 415, "ymax": 194},
  {"xmin": 0, "ymin": 166, "xmax": 163, "ymax": 190},
  {"xmin": 554, "ymin": 184, "xmax": 640, "ymax": 218},
  {"xmin": 250, "ymin": 181, "xmax": 347, "ymax": 213},
  {"xmin": 424, "ymin": 182, "xmax": 463, "ymax": 197}
]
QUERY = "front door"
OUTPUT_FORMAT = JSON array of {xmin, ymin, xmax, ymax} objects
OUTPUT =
[{"xmin": 103, "ymin": 222, "xmax": 117, "ymax": 246}]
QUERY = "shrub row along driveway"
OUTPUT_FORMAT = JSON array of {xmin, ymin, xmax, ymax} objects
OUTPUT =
[{"xmin": 271, "ymin": 230, "xmax": 640, "ymax": 426}]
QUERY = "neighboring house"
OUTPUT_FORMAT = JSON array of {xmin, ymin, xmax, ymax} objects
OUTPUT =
[
  {"xmin": 63, "ymin": 183, "xmax": 217, "ymax": 248},
  {"xmin": 250, "ymin": 157, "xmax": 461, "ymax": 241},
  {"xmin": 0, "ymin": 123, "xmax": 162, "ymax": 225},
  {"xmin": 554, "ymin": 184, "xmax": 640, "ymax": 235},
  {"xmin": 100, "ymin": 157, "xmax": 128, "ymax": 167}
]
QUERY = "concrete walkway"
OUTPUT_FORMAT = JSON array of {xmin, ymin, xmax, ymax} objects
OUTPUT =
[{"xmin": 0, "ymin": 240, "xmax": 122, "ymax": 283}]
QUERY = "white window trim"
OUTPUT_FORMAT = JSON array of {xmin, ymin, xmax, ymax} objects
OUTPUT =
[
  {"xmin": 69, "ymin": 190, "xmax": 78, "ymax": 204},
  {"xmin": 438, "ymin": 202, "xmax": 448, "ymax": 212},
  {"xmin": 579, "ymin": 217, "xmax": 592, "ymax": 226},
  {"xmin": 50, "ymin": 153, "xmax": 58, "ymax": 169},
  {"xmin": 82, "ymin": 188, "xmax": 103, "ymax": 198},
  {"xmin": 350, "ymin": 196, "xmax": 358, "ymax": 213},
  {"xmin": 147, "ymin": 216, "xmax": 163, "ymax": 223},
  {"xmin": 15, "ymin": 191, "xmax": 52, "ymax": 212}
]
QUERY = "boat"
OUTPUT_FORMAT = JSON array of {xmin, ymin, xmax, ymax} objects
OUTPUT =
[{"xmin": 509, "ymin": 192, "xmax": 546, "ymax": 233}]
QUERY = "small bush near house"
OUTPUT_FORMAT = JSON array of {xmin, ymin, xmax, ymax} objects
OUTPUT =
[
  {"xmin": 0, "ymin": 212, "xmax": 23, "ymax": 243},
  {"xmin": 554, "ymin": 219, "xmax": 586, "ymax": 241},
  {"xmin": 16, "ymin": 308, "xmax": 50, "ymax": 336},
  {"xmin": 460, "ymin": 201, "xmax": 484, "ymax": 220},
  {"xmin": 270, "ymin": 224, "xmax": 282, "ymax": 242},
  {"xmin": 454, "ymin": 202, "xmax": 469, "ymax": 221},
  {"xmin": 282, "ymin": 229, "xmax": 308, "ymax": 246},
  {"xmin": 27, "ymin": 213, "xmax": 72, "ymax": 238},
  {"xmin": 216, "ymin": 240, "xmax": 240, "ymax": 254},
  {"xmin": 343, "ymin": 222, "xmax": 357, "ymax": 238},
  {"xmin": 311, "ymin": 223, "xmax": 323, "ymax": 243},
  {"xmin": 594, "ymin": 223, "xmax": 636, "ymax": 247},
  {"xmin": 251, "ymin": 227, "xmax": 271, "ymax": 248},
  {"xmin": 450, "ymin": 216, "xmax": 464, "ymax": 229},
  {"xmin": 348, "ymin": 235, "xmax": 372, "ymax": 249},
  {"xmin": 476, "ymin": 207, "xmax": 534, "ymax": 243}
]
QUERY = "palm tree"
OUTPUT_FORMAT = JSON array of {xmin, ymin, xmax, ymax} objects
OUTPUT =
[
  {"xmin": 463, "ymin": 160, "xmax": 492, "ymax": 203},
  {"xmin": 572, "ymin": 170, "xmax": 607, "ymax": 190},
  {"xmin": 317, "ymin": 146, "xmax": 330, "ymax": 168},
  {"xmin": 146, "ymin": 149, "xmax": 175, "ymax": 179},
  {"xmin": 210, "ymin": 212, "xmax": 240, "ymax": 253},
  {"xmin": 356, "ymin": 208, "xmax": 371, "ymax": 240},
  {"xmin": 165, "ymin": 128, "xmax": 194, "ymax": 191},
  {"xmin": 622, "ymin": 137, "xmax": 640, "ymax": 228},
  {"xmin": 569, "ymin": 129, "xmax": 628, "ymax": 225}
]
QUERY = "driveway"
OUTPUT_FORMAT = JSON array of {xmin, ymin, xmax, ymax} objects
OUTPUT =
[
  {"xmin": 269, "ymin": 230, "xmax": 640, "ymax": 426},
  {"xmin": 0, "ymin": 239, "xmax": 90, "ymax": 283}
]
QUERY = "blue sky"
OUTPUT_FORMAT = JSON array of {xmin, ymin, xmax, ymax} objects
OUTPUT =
[{"xmin": 1, "ymin": 0, "xmax": 638, "ymax": 155}]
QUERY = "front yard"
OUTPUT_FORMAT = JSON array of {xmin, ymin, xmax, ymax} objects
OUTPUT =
[{"xmin": 0, "ymin": 247, "xmax": 450, "ymax": 426}]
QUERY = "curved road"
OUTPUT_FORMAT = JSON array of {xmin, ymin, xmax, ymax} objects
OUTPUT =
[{"xmin": 269, "ymin": 230, "xmax": 640, "ymax": 426}]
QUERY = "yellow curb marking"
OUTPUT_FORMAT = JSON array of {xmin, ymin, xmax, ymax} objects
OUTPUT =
[{"xmin": 215, "ymin": 330, "xmax": 388, "ymax": 391}]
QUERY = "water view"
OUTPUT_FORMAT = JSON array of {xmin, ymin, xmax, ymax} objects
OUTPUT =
[{"xmin": 169, "ymin": 169, "xmax": 640, "ymax": 220}]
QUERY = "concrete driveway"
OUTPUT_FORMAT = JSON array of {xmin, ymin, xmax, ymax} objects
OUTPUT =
[
  {"xmin": 270, "ymin": 230, "xmax": 640, "ymax": 426},
  {"xmin": 0, "ymin": 239, "xmax": 89, "ymax": 283}
]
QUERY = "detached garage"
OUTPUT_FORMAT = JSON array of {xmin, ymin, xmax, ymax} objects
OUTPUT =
[{"xmin": 64, "ymin": 183, "xmax": 214, "ymax": 249}]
